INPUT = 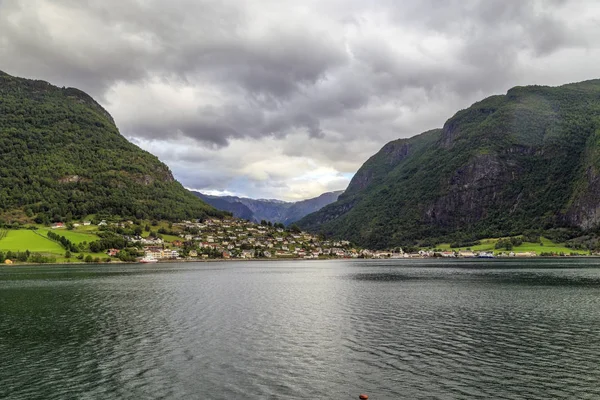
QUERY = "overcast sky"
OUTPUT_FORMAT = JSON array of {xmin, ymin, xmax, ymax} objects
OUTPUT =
[{"xmin": 1, "ymin": 0, "xmax": 600, "ymax": 200}]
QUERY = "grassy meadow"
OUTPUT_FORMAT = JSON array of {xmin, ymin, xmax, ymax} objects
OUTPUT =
[
  {"xmin": 0, "ymin": 225, "xmax": 106, "ymax": 263},
  {"xmin": 0, "ymin": 230, "xmax": 64, "ymax": 253},
  {"xmin": 435, "ymin": 237, "xmax": 584, "ymax": 255},
  {"xmin": 37, "ymin": 228, "xmax": 100, "ymax": 244}
]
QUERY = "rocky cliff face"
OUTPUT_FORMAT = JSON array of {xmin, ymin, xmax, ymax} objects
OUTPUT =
[
  {"xmin": 565, "ymin": 131, "xmax": 600, "ymax": 229},
  {"xmin": 298, "ymin": 79, "xmax": 600, "ymax": 248},
  {"xmin": 426, "ymin": 154, "xmax": 517, "ymax": 226}
]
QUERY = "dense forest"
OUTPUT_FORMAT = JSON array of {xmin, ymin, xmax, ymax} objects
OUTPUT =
[
  {"xmin": 298, "ymin": 80, "xmax": 600, "ymax": 249},
  {"xmin": 0, "ymin": 71, "xmax": 226, "ymax": 223}
]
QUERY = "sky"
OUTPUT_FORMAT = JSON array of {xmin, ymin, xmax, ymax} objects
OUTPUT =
[{"xmin": 1, "ymin": 0, "xmax": 600, "ymax": 200}]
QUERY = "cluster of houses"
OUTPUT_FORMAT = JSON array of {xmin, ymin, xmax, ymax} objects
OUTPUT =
[
  {"xmin": 51, "ymin": 221, "xmax": 93, "ymax": 229},
  {"xmin": 49, "ymin": 217, "xmax": 541, "ymax": 261},
  {"xmin": 129, "ymin": 219, "xmax": 540, "ymax": 260},
  {"xmin": 365, "ymin": 249, "xmax": 537, "ymax": 258},
  {"xmin": 130, "ymin": 219, "xmax": 365, "ymax": 260},
  {"xmin": 427, "ymin": 250, "xmax": 537, "ymax": 258}
]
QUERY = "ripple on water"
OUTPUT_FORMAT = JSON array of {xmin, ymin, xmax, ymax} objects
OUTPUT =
[{"xmin": 2, "ymin": 260, "xmax": 600, "ymax": 399}]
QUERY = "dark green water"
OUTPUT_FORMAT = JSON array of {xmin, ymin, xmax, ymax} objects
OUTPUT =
[{"xmin": 2, "ymin": 259, "xmax": 600, "ymax": 399}]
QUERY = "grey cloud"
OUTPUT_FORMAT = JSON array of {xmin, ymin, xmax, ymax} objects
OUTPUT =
[
  {"xmin": 3, "ymin": 0, "xmax": 590, "ymax": 140},
  {"xmin": 1, "ymin": 0, "xmax": 599, "ymax": 198},
  {"xmin": 291, "ymin": 114, "xmax": 324, "ymax": 139}
]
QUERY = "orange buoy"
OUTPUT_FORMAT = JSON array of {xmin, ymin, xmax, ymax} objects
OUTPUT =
[{"xmin": 359, "ymin": 395, "xmax": 369, "ymax": 400}]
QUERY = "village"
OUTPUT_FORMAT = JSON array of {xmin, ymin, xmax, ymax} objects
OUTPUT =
[
  {"xmin": 125, "ymin": 218, "xmax": 368, "ymax": 261},
  {"xmin": 2, "ymin": 216, "xmax": 556, "ymax": 266},
  {"xmin": 36, "ymin": 217, "xmax": 584, "ymax": 262},
  {"xmin": 37, "ymin": 218, "xmax": 565, "ymax": 264},
  {"xmin": 118, "ymin": 218, "xmax": 544, "ymax": 261}
]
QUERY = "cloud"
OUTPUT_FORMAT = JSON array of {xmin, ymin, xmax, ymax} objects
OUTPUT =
[
  {"xmin": 138, "ymin": 134, "xmax": 352, "ymax": 201},
  {"xmin": 1, "ymin": 0, "xmax": 600, "ymax": 199}
]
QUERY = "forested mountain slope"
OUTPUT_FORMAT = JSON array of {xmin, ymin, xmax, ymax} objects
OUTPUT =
[
  {"xmin": 0, "ymin": 71, "xmax": 224, "ymax": 223},
  {"xmin": 298, "ymin": 80, "xmax": 600, "ymax": 248}
]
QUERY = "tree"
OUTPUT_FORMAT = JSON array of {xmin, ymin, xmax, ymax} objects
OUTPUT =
[
  {"xmin": 495, "ymin": 238, "xmax": 513, "ymax": 251},
  {"xmin": 65, "ymin": 250, "xmax": 71, "ymax": 259},
  {"xmin": 84, "ymin": 255, "xmax": 93, "ymax": 263},
  {"xmin": 89, "ymin": 241, "xmax": 101, "ymax": 253}
]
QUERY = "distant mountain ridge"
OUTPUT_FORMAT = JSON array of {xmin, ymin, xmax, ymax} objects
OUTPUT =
[
  {"xmin": 297, "ymin": 79, "xmax": 600, "ymax": 249},
  {"xmin": 191, "ymin": 190, "xmax": 343, "ymax": 225}
]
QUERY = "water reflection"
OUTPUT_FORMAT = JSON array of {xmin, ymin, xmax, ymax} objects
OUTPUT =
[{"xmin": 2, "ymin": 260, "xmax": 600, "ymax": 399}]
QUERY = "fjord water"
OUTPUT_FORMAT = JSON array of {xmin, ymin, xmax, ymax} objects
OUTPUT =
[{"xmin": 2, "ymin": 260, "xmax": 600, "ymax": 399}]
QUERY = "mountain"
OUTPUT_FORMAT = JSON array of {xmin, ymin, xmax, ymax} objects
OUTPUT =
[
  {"xmin": 0, "ymin": 71, "xmax": 225, "ymax": 223},
  {"xmin": 191, "ymin": 190, "xmax": 343, "ymax": 225},
  {"xmin": 283, "ymin": 191, "xmax": 345, "ymax": 225},
  {"xmin": 298, "ymin": 79, "xmax": 600, "ymax": 249},
  {"xmin": 193, "ymin": 192, "xmax": 255, "ymax": 221}
]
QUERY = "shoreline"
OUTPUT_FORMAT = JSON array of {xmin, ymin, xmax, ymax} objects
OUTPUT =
[{"xmin": 2, "ymin": 255, "xmax": 600, "ymax": 268}]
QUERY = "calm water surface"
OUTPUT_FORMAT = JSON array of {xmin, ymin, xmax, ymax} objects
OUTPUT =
[{"xmin": 2, "ymin": 259, "xmax": 600, "ymax": 399}]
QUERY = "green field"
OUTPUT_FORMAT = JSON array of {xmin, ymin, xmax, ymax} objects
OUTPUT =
[
  {"xmin": 0, "ymin": 228, "xmax": 112, "ymax": 263},
  {"xmin": 161, "ymin": 234, "xmax": 182, "ymax": 243},
  {"xmin": 37, "ymin": 228, "xmax": 100, "ymax": 244},
  {"xmin": 0, "ymin": 230, "xmax": 64, "ymax": 253},
  {"xmin": 435, "ymin": 237, "xmax": 584, "ymax": 255},
  {"xmin": 69, "ymin": 225, "xmax": 99, "ymax": 233}
]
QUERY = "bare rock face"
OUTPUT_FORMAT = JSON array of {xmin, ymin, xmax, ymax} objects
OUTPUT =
[
  {"xmin": 425, "ymin": 154, "xmax": 518, "ymax": 226},
  {"xmin": 441, "ymin": 120, "xmax": 460, "ymax": 148},
  {"xmin": 382, "ymin": 141, "xmax": 411, "ymax": 165},
  {"xmin": 566, "ymin": 167, "xmax": 600, "ymax": 229},
  {"xmin": 58, "ymin": 175, "xmax": 89, "ymax": 184}
]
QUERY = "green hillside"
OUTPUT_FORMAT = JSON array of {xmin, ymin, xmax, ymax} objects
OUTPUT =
[
  {"xmin": 0, "ymin": 71, "xmax": 226, "ymax": 223},
  {"xmin": 298, "ymin": 80, "xmax": 600, "ymax": 249}
]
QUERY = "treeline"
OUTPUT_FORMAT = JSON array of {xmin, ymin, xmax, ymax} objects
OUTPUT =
[
  {"xmin": 79, "ymin": 249, "xmax": 140, "ymax": 263},
  {"xmin": 46, "ymin": 227, "xmax": 140, "ymax": 255},
  {"xmin": 46, "ymin": 231, "xmax": 78, "ymax": 252},
  {"xmin": 88, "ymin": 233, "xmax": 127, "ymax": 253},
  {"xmin": 0, "ymin": 250, "xmax": 56, "ymax": 264}
]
